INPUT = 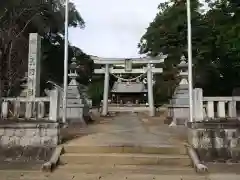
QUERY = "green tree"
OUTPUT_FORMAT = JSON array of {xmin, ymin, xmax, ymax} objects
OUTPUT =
[
  {"xmin": 139, "ymin": 0, "xmax": 204, "ymax": 104},
  {"xmin": 139, "ymin": 0, "xmax": 240, "ymax": 102},
  {"xmin": 0, "ymin": 0, "xmax": 89, "ymax": 96}
]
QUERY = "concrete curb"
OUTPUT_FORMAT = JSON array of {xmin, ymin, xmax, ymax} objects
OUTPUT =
[
  {"xmin": 185, "ymin": 143, "xmax": 208, "ymax": 173},
  {"xmin": 42, "ymin": 146, "xmax": 63, "ymax": 172}
]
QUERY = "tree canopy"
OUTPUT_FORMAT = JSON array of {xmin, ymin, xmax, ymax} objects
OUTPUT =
[
  {"xmin": 0, "ymin": 0, "xmax": 92, "ymax": 96},
  {"xmin": 2, "ymin": 0, "xmax": 240, "ymax": 105},
  {"xmin": 139, "ymin": 0, "xmax": 240, "ymax": 104}
]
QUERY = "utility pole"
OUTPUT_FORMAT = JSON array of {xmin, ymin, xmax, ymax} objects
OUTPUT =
[
  {"xmin": 186, "ymin": 0, "xmax": 194, "ymax": 123},
  {"xmin": 63, "ymin": 0, "xmax": 69, "ymax": 124}
]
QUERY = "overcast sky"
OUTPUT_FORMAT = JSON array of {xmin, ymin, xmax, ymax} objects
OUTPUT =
[{"xmin": 69, "ymin": 0, "xmax": 164, "ymax": 58}]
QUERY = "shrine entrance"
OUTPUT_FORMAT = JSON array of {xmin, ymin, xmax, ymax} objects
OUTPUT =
[
  {"xmin": 92, "ymin": 55, "xmax": 167, "ymax": 116},
  {"xmin": 111, "ymin": 93, "xmax": 146, "ymax": 105}
]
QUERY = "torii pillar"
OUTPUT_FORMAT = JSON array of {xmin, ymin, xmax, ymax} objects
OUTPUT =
[
  {"xmin": 147, "ymin": 63, "xmax": 154, "ymax": 116},
  {"xmin": 102, "ymin": 64, "xmax": 110, "ymax": 116}
]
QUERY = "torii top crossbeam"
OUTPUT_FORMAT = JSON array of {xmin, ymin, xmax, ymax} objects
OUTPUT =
[{"xmin": 91, "ymin": 54, "xmax": 168, "ymax": 64}]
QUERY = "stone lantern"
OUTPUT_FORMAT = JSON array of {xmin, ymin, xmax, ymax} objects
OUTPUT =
[
  {"xmin": 19, "ymin": 72, "xmax": 29, "ymax": 97},
  {"xmin": 175, "ymin": 55, "xmax": 189, "ymax": 100},
  {"xmin": 68, "ymin": 57, "xmax": 78, "ymax": 84},
  {"xmin": 168, "ymin": 55, "xmax": 190, "ymax": 126},
  {"xmin": 59, "ymin": 57, "xmax": 90, "ymax": 124}
]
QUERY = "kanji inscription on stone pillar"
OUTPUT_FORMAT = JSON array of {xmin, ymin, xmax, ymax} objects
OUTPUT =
[{"xmin": 27, "ymin": 33, "xmax": 41, "ymax": 99}]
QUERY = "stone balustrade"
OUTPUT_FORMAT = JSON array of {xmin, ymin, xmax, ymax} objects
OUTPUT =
[
  {"xmin": 189, "ymin": 91, "xmax": 240, "ymax": 162},
  {"xmin": 189, "ymin": 88, "xmax": 240, "ymax": 120},
  {"xmin": 1, "ymin": 89, "xmax": 60, "ymax": 122},
  {"xmin": 203, "ymin": 96, "xmax": 240, "ymax": 119}
]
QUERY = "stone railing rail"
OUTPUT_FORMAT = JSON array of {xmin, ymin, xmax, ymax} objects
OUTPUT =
[
  {"xmin": 1, "ymin": 89, "xmax": 60, "ymax": 122},
  {"xmin": 202, "ymin": 96, "xmax": 240, "ymax": 119}
]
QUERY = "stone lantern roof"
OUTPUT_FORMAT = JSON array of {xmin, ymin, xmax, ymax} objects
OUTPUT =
[
  {"xmin": 19, "ymin": 72, "xmax": 29, "ymax": 97},
  {"xmin": 69, "ymin": 57, "xmax": 77, "ymax": 70},
  {"xmin": 20, "ymin": 72, "xmax": 28, "ymax": 87},
  {"xmin": 178, "ymin": 55, "xmax": 188, "ymax": 69},
  {"xmin": 178, "ymin": 55, "xmax": 188, "ymax": 79},
  {"xmin": 68, "ymin": 57, "xmax": 78, "ymax": 80},
  {"xmin": 171, "ymin": 55, "xmax": 189, "ymax": 104}
]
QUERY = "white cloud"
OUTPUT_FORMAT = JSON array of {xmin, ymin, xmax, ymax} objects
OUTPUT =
[{"xmin": 69, "ymin": 0, "xmax": 164, "ymax": 58}]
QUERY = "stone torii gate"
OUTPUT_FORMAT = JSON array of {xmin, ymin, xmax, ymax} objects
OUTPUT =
[{"xmin": 92, "ymin": 54, "xmax": 168, "ymax": 116}]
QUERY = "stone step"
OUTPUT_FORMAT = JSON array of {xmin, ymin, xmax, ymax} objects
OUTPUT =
[
  {"xmin": 57, "ymin": 164, "xmax": 195, "ymax": 175},
  {"xmin": 60, "ymin": 153, "xmax": 191, "ymax": 166},
  {"xmin": 206, "ymin": 162, "xmax": 240, "ymax": 174},
  {"xmin": 0, "ymin": 171, "xmax": 208, "ymax": 180},
  {"xmin": 63, "ymin": 145, "xmax": 186, "ymax": 154},
  {"xmin": 0, "ymin": 161, "xmax": 42, "ymax": 171}
]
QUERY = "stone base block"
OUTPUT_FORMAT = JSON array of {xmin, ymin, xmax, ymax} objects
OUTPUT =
[
  {"xmin": 165, "ymin": 117, "xmax": 187, "ymax": 126},
  {"xmin": 188, "ymin": 127, "xmax": 240, "ymax": 162},
  {"xmin": 168, "ymin": 106, "xmax": 189, "ymax": 120},
  {"xmin": 0, "ymin": 146, "xmax": 54, "ymax": 163},
  {"xmin": 0, "ymin": 121, "xmax": 60, "ymax": 147}
]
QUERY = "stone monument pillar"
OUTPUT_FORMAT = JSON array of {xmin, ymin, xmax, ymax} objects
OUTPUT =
[
  {"xmin": 25, "ymin": 33, "xmax": 41, "ymax": 119},
  {"xmin": 27, "ymin": 33, "xmax": 41, "ymax": 99}
]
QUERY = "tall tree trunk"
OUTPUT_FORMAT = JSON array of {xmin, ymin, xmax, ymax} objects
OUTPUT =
[
  {"xmin": 0, "ymin": 49, "xmax": 2, "ymax": 99},
  {"xmin": 7, "ymin": 41, "xmax": 13, "ymax": 96}
]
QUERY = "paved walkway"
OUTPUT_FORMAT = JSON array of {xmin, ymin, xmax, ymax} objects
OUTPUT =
[
  {"xmin": 60, "ymin": 112, "xmax": 240, "ymax": 179},
  {"xmin": 0, "ymin": 171, "xmax": 240, "ymax": 180},
  {"xmin": 1, "ymin": 112, "xmax": 240, "ymax": 179},
  {"xmin": 65, "ymin": 112, "xmax": 186, "ymax": 148}
]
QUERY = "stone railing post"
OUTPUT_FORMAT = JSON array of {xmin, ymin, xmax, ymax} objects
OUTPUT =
[
  {"xmin": 193, "ymin": 88, "xmax": 203, "ymax": 121},
  {"xmin": 25, "ymin": 102, "xmax": 33, "ymax": 119},
  {"xmin": 14, "ymin": 101, "xmax": 21, "ymax": 118},
  {"xmin": 38, "ymin": 101, "xmax": 45, "ymax": 119},
  {"xmin": 49, "ymin": 88, "xmax": 60, "ymax": 122},
  {"xmin": 217, "ymin": 101, "xmax": 225, "ymax": 118},
  {"xmin": 206, "ymin": 101, "xmax": 214, "ymax": 118},
  {"xmin": 1, "ymin": 101, "xmax": 8, "ymax": 118},
  {"xmin": 228, "ymin": 100, "xmax": 237, "ymax": 118}
]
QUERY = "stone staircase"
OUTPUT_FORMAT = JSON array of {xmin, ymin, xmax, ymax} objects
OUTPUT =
[{"xmin": 56, "ymin": 144, "xmax": 197, "ymax": 178}]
